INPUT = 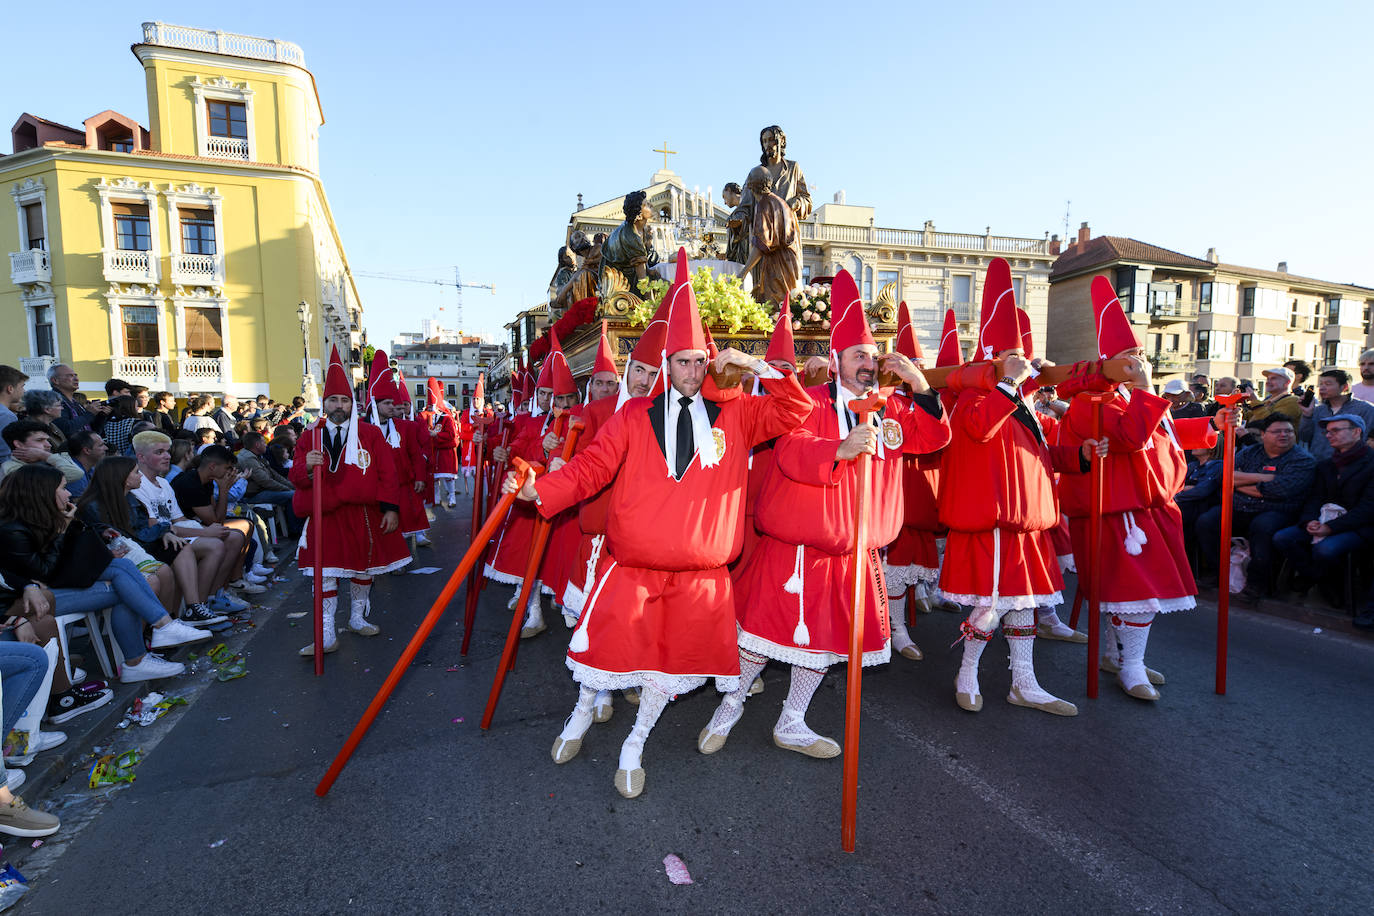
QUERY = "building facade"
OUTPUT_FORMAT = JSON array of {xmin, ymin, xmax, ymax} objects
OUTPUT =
[
  {"xmin": 1047, "ymin": 224, "xmax": 1374, "ymax": 389},
  {"xmin": 1, "ymin": 21, "xmax": 364, "ymax": 401},
  {"xmin": 390, "ymin": 336, "xmax": 506, "ymax": 411}
]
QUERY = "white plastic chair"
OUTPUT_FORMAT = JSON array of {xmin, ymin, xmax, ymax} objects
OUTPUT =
[{"xmin": 55, "ymin": 610, "xmax": 116, "ymax": 680}]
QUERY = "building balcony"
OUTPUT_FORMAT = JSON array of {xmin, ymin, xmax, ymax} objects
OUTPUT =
[
  {"xmin": 9, "ymin": 249, "xmax": 51, "ymax": 285},
  {"xmin": 170, "ymin": 252, "xmax": 224, "ymax": 287},
  {"xmin": 801, "ymin": 223, "xmax": 1050, "ymax": 255},
  {"xmin": 1148, "ymin": 350, "xmax": 1195, "ymax": 372},
  {"xmin": 142, "ymin": 21, "xmax": 305, "ymax": 65},
  {"xmin": 204, "ymin": 136, "xmax": 249, "ymax": 160},
  {"xmin": 103, "ymin": 249, "xmax": 158, "ymax": 284},
  {"xmin": 178, "ymin": 356, "xmax": 225, "ymax": 387},
  {"xmin": 1148, "ymin": 300, "xmax": 1199, "ymax": 323},
  {"xmin": 111, "ymin": 356, "xmax": 167, "ymax": 387}
]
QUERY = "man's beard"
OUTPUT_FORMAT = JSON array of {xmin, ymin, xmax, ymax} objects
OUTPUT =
[{"xmin": 328, "ymin": 410, "xmax": 349, "ymax": 424}]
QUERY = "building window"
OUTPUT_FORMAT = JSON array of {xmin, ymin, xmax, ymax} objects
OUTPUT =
[
  {"xmin": 1168, "ymin": 333, "xmax": 1180, "ymax": 351},
  {"xmin": 415, "ymin": 384, "xmax": 424, "ymax": 398},
  {"xmin": 113, "ymin": 203, "xmax": 151, "ymax": 251},
  {"xmin": 1197, "ymin": 330, "xmax": 1210, "ymax": 360},
  {"xmin": 1198, "ymin": 281, "xmax": 1213, "ymax": 311},
  {"xmin": 184, "ymin": 308, "xmax": 224, "ymax": 359},
  {"xmin": 878, "ymin": 270, "xmax": 899, "ymax": 303},
  {"xmin": 122, "ymin": 306, "xmax": 160, "ymax": 358},
  {"xmin": 1115, "ymin": 267, "xmax": 1135, "ymax": 312},
  {"xmin": 1288, "ymin": 299, "xmax": 1300, "ymax": 329},
  {"xmin": 447, "ymin": 383, "xmax": 456, "ymax": 396},
  {"xmin": 801, "ymin": 265, "xmax": 811, "ymax": 285},
  {"xmin": 1326, "ymin": 299, "xmax": 1340, "ymax": 322},
  {"xmin": 864, "ymin": 267, "xmax": 873, "ymax": 302},
  {"xmin": 1364, "ymin": 300, "xmax": 1372, "ymax": 331},
  {"xmin": 207, "ymin": 100, "xmax": 248, "ymax": 139},
  {"xmin": 951, "ymin": 274, "xmax": 972, "ymax": 306},
  {"xmin": 1325, "ymin": 341, "xmax": 1338, "ymax": 366},
  {"xmin": 1309, "ymin": 303, "xmax": 1322, "ymax": 331},
  {"xmin": 1239, "ymin": 333, "xmax": 1252, "ymax": 363},
  {"xmin": 179, "ymin": 209, "xmax": 216, "ymax": 255},
  {"xmin": 1012, "ymin": 276, "xmax": 1024, "ymax": 304},
  {"xmin": 22, "ymin": 203, "xmax": 45, "ymax": 251},
  {"xmin": 1241, "ymin": 287, "xmax": 1255, "ymax": 316},
  {"xmin": 31, "ymin": 305, "xmax": 55, "ymax": 357}
]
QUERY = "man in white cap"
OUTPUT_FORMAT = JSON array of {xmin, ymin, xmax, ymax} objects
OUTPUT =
[{"xmin": 1239, "ymin": 367, "xmax": 1301, "ymax": 441}]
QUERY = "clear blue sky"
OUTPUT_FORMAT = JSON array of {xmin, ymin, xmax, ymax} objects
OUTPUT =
[{"xmin": 10, "ymin": 2, "xmax": 1373, "ymax": 350}]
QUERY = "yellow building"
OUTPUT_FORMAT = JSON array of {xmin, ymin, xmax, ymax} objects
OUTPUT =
[{"xmin": 1, "ymin": 21, "xmax": 364, "ymax": 402}]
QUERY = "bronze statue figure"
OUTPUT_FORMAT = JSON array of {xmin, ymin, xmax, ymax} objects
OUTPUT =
[
  {"xmin": 599, "ymin": 190, "xmax": 660, "ymax": 290},
  {"xmin": 551, "ymin": 230, "xmax": 605, "ymax": 313},
  {"xmin": 740, "ymin": 166, "xmax": 801, "ymax": 308},
  {"xmin": 722, "ymin": 181, "xmax": 750, "ymax": 265},
  {"xmin": 740, "ymin": 125, "xmax": 812, "ymax": 224},
  {"xmin": 548, "ymin": 245, "xmax": 576, "ymax": 298}
]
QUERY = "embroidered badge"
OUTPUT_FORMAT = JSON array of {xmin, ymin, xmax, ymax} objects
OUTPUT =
[
  {"xmin": 711, "ymin": 428, "xmax": 727, "ymax": 460},
  {"xmin": 356, "ymin": 448, "xmax": 372, "ymax": 473},
  {"xmin": 881, "ymin": 417, "xmax": 903, "ymax": 450}
]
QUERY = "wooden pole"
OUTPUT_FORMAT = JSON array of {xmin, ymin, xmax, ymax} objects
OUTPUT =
[
  {"xmin": 1214, "ymin": 393, "xmax": 1245, "ymax": 695},
  {"xmin": 312, "ymin": 424, "xmax": 325, "ymax": 677},
  {"xmin": 459, "ymin": 413, "xmax": 491, "ymax": 656},
  {"xmin": 314, "ymin": 460, "xmax": 533, "ymax": 797},
  {"xmin": 480, "ymin": 417, "xmax": 583, "ymax": 730},
  {"xmin": 1079, "ymin": 392, "xmax": 1109, "ymax": 699},
  {"xmin": 841, "ymin": 390, "xmax": 886, "ymax": 853},
  {"xmin": 474, "ymin": 426, "xmax": 512, "ymax": 601}
]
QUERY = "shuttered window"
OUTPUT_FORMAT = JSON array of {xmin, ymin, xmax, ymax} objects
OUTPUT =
[{"xmin": 184, "ymin": 308, "xmax": 224, "ymax": 359}]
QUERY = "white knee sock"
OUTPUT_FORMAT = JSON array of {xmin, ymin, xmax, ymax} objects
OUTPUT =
[
  {"xmin": 1004, "ymin": 609, "xmax": 1055, "ymax": 701},
  {"xmin": 559, "ymin": 686, "xmax": 597, "ymax": 741},
  {"xmin": 889, "ymin": 592, "xmax": 916, "ymax": 651},
  {"xmin": 619, "ymin": 684, "xmax": 670, "ymax": 771},
  {"xmin": 706, "ymin": 650, "xmax": 767, "ymax": 733},
  {"xmin": 349, "ymin": 578, "xmax": 372, "ymax": 628},
  {"xmin": 956, "ymin": 611, "xmax": 994, "ymax": 695},
  {"xmin": 1113, "ymin": 612, "xmax": 1155, "ymax": 688},
  {"xmin": 321, "ymin": 577, "xmax": 338, "ymax": 646},
  {"xmin": 1101, "ymin": 612, "xmax": 1120, "ymax": 664}
]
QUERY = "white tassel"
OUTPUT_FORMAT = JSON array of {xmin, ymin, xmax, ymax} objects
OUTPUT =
[
  {"xmin": 568, "ymin": 621, "xmax": 590, "ymax": 653},
  {"xmin": 784, "ymin": 545, "xmax": 809, "ymax": 645},
  {"xmin": 1122, "ymin": 512, "xmax": 1147, "ymax": 556},
  {"xmin": 569, "ymin": 559, "xmax": 617, "ymax": 654},
  {"xmin": 793, "ymin": 619, "xmax": 811, "ymax": 646}
]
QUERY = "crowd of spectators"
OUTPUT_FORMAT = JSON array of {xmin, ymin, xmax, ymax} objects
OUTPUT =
[{"xmin": 0, "ymin": 362, "xmax": 313, "ymax": 838}]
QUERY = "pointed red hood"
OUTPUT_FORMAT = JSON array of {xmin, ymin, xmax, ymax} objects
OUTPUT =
[
  {"xmin": 829, "ymin": 269, "xmax": 875, "ymax": 355},
  {"xmin": 976, "ymin": 257, "xmax": 1019, "ymax": 359},
  {"xmin": 547, "ymin": 328, "xmax": 577, "ymax": 397},
  {"xmin": 592, "ymin": 320, "xmax": 617, "ymax": 377},
  {"xmin": 935, "ymin": 308, "xmax": 962, "ymax": 368},
  {"xmin": 1091, "ymin": 274, "xmax": 1141, "ymax": 358},
  {"xmin": 365, "ymin": 349, "xmax": 393, "ymax": 406},
  {"xmin": 663, "ymin": 248, "xmax": 707, "ymax": 358},
  {"xmin": 894, "ymin": 300, "xmax": 923, "ymax": 360},
  {"xmin": 764, "ymin": 307, "xmax": 797, "ymax": 367},
  {"xmin": 324, "ymin": 345, "xmax": 352, "ymax": 401}
]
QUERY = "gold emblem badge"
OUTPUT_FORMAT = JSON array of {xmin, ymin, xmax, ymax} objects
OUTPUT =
[
  {"xmin": 711, "ymin": 428, "xmax": 728, "ymax": 460},
  {"xmin": 356, "ymin": 447, "xmax": 372, "ymax": 473},
  {"xmin": 881, "ymin": 418, "xmax": 903, "ymax": 450}
]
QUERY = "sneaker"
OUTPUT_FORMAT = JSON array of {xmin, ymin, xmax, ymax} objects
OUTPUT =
[
  {"xmin": 251, "ymin": 564, "xmax": 274, "ymax": 577},
  {"xmin": 265, "ymin": 553, "xmax": 281, "ymax": 565},
  {"xmin": 210, "ymin": 593, "xmax": 250, "ymax": 613},
  {"xmin": 243, "ymin": 571, "xmax": 269, "ymax": 585},
  {"xmin": 71, "ymin": 666, "xmax": 87, "ymax": 683},
  {"xmin": 5, "ymin": 730, "xmax": 67, "ymax": 763},
  {"xmin": 0, "ymin": 795, "xmax": 60, "ymax": 837},
  {"xmin": 4, "ymin": 769, "xmax": 24, "ymax": 793},
  {"xmin": 181, "ymin": 603, "xmax": 229, "ymax": 627},
  {"xmin": 74, "ymin": 679, "xmax": 109, "ymax": 695},
  {"xmin": 234, "ymin": 581, "xmax": 268, "ymax": 595},
  {"xmin": 151, "ymin": 619, "xmax": 213, "ymax": 649},
  {"xmin": 46, "ymin": 687, "xmax": 115, "ymax": 725},
  {"xmin": 120, "ymin": 654, "xmax": 186, "ymax": 684}
]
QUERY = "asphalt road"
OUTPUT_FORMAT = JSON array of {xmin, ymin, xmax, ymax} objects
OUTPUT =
[{"xmin": 12, "ymin": 492, "xmax": 1374, "ymax": 915}]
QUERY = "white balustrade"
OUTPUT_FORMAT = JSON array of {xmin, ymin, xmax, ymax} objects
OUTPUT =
[
  {"xmin": 112, "ymin": 356, "xmax": 163, "ymax": 384},
  {"xmin": 171, "ymin": 253, "xmax": 223, "ymax": 285},
  {"xmin": 103, "ymin": 249, "xmax": 156, "ymax": 282},
  {"xmin": 142, "ymin": 22, "xmax": 305, "ymax": 65},
  {"xmin": 204, "ymin": 136, "xmax": 249, "ymax": 160},
  {"xmin": 793, "ymin": 221, "xmax": 1050, "ymax": 255},
  {"xmin": 9, "ymin": 249, "xmax": 51, "ymax": 284},
  {"xmin": 179, "ymin": 357, "xmax": 224, "ymax": 384}
]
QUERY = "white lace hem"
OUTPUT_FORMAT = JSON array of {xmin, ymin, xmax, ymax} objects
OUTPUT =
[
  {"xmin": 1057, "ymin": 555, "xmax": 1077, "ymax": 574},
  {"xmin": 561, "ymin": 582, "xmax": 586, "ymax": 614},
  {"xmin": 297, "ymin": 555, "xmax": 412, "ymax": 579},
  {"xmin": 1099, "ymin": 595, "xmax": 1195, "ymax": 615},
  {"xmin": 883, "ymin": 561, "xmax": 940, "ymax": 594},
  {"xmin": 481, "ymin": 565, "xmax": 554, "ymax": 594},
  {"xmin": 565, "ymin": 657, "xmax": 737, "ymax": 695},
  {"xmin": 737, "ymin": 630, "xmax": 891, "ymax": 669},
  {"xmin": 937, "ymin": 590, "xmax": 1063, "ymax": 611}
]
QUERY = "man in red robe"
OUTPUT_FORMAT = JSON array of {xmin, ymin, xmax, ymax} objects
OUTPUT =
[
  {"xmin": 1054, "ymin": 277, "xmax": 1224, "ymax": 700},
  {"xmin": 505, "ymin": 251, "xmax": 811, "ymax": 799},
  {"xmin": 364, "ymin": 352, "xmax": 432, "ymax": 549},
  {"xmin": 293, "ymin": 346, "xmax": 411, "ymax": 656},
  {"xmin": 938, "ymin": 258, "xmax": 1103, "ymax": 716},
  {"xmin": 701, "ymin": 272, "xmax": 949, "ymax": 756},
  {"xmin": 425, "ymin": 378, "xmax": 460, "ymax": 508}
]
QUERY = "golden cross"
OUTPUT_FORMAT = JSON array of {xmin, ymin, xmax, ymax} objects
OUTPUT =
[{"xmin": 653, "ymin": 140, "xmax": 677, "ymax": 171}]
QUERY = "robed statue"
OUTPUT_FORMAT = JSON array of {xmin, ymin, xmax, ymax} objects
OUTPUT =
[
  {"xmin": 599, "ymin": 189, "xmax": 660, "ymax": 290},
  {"xmin": 740, "ymin": 125, "xmax": 812, "ymax": 224},
  {"xmin": 740, "ymin": 166, "xmax": 801, "ymax": 307}
]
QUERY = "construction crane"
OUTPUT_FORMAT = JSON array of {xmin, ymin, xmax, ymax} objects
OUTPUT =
[{"xmin": 354, "ymin": 268, "xmax": 495, "ymax": 333}]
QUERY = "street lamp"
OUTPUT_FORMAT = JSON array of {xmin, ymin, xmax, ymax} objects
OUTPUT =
[{"xmin": 297, "ymin": 300, "xmax": 319, "ymax": 409}]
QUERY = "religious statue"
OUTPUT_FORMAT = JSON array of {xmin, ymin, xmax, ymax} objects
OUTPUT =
[
  {"xmin": 722, "ymin": 181, "xmax": 750, "ymax": 265},
  {"xmin": 599, "ymin": 190, "xmax": 660, "ymax": 291},
  {"xmin": 547, "ymin": 245, "xmax": 576, "ymax": 299},
  {"xmin": 740, "ymin": 125, "xmax": 812, "ymax": 224},
  {"xmin": 739, "ymin": 166, "xmax": 801, "ymax": 308},
  {"xmin": 550, "ymin": 230, "xmax": 604, "ymax": 315}
]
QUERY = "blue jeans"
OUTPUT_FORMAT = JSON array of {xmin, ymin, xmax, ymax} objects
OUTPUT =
[
  {"xmin": 0, "ymin": 642, "xmax": 49, "ymax": 735},
  {"xmin": 1197, "ymin": 506, "xmax": 1295, "ymax": 592},
  {"xmin": 50, "ymin": 558, "xmax": 166, "ymax": 659},
  {"xmin": 1273, "ymin": 526, "xmax": 1367, "ymax": 579}
]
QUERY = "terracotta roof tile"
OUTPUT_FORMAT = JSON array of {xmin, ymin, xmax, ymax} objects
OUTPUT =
[{"xmin": 1051, "ymin": 236, "xmax": 1214, "ymax": 279}]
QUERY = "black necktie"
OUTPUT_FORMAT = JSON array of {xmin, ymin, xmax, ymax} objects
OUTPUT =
[
  {"xmin": 675, "ymin": 396, "xmax": 694, "ymax": 478},
  {"xmin": 330, "ymin": 426, "xmax": 342, "ymax": 459}
]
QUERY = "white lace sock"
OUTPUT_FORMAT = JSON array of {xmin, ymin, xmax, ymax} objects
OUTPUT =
[
  {"xmin": 523, "ymin": 582, "xmax": 544, "ymax": 629},
  {"xmin": 956, "ymin": 612, "xmax": 994, "ymax": 696},
  {"xmin": 559, "ymin": 686, "xmax": 597, "ymax": 742},
  {"xmin": 889, "ymin": 592, "xmax": 916, "ymax": 652},
  {"xmin": 1004, "ymin": 609, "xmax": 1057, "ymax": 702},
  {"xmin": 319, "ymin": 578, "xmax": 338, "ymax": 648},
  {"xmin": 706, "ymin": 650, "xmax": 767, "ymax": 734},
  {"xmin": 1101, "ymin": 612, "xmax": 1120, "ymax": 665},
  {"xmin": 1113, "ymin": 612, "xmax": 1156, "ymax": 689},
  {"xmin": 348, "ymin": 577, "xmax": 372, "ymax": 629},
  {"xmin": 1036, "ymin": 607, "xmax": 1075, "ymax": 636},
  {"xmin": 774, "ymin": 665, "xmax": 826, "ymax": 731},
  {"xmin": 618, "ymin": 684, "xmax": 670, "ymax": 771}
]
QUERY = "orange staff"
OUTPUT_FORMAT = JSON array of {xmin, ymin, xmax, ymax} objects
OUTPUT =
[
  {"xmin": 312, "ymin": 424, "xmax": 325, "ymax": 676},
  {"xmin": 1214, "ymin": 391, "xmax": 1246, "ymax": 695},
  {"xmin": 1077, "ymin": 391, "xmax": 1111, "ymax": 699},
  {"xmin": 315, "ymin": 457, "xmax": 536, "ymax": 797},
  {"xmin": 480, "ymin": 415, "xmax": 583, "ymax": 729},
  {"xmin": 841, "ymin": 389, "xmax": 886, "ymax": 853},
  {"xmin": 459, "ymin": 409, "xmax": 494, "ymax": 656}
]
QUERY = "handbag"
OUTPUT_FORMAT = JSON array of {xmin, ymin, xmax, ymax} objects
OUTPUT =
[{"xmin": 48, "ymin": 520, "xmax": 114, "ymax": 589}]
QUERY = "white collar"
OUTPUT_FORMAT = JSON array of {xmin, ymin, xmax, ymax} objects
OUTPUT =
[
  {"xmin": 834, "ymin": 383, "xmax": 885, "ymax": 458},
  {"xmin": 663, "ymin": 387, "xmax": 720, "ymax": 479}
]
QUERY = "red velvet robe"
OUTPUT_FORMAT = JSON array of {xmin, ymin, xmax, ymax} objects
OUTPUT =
[
  {"xmin": 484, "ymin": 411, "xmax": 568, "ymax": 595},
  {"xmin": 291, "ymin": 420, "xmax": 412, "ymax": 577},
  {"xmin": 561, "ymin": 394, "xmax": 619, "ymax": 613},
  {"xmin": 368, "ymin": 417, "xmax": 429, "ymax": 538},
  {"xmin": 883, "ymin": 390, "xmax": 946, "ymax": 591},
  {"xmin": 431, "ymin": 411, "xmax": 459, "ymax": 477},
  {"xmin": 936, "ymin": 365, "xmax": 1086, "ymax": 610},
  {"xmin": 532, "ymin": 375, "xmax": 811, "ymax": 691},
  {"xmin": 734, "ymin": 383, "xmax": 950, "ymax": 667}
]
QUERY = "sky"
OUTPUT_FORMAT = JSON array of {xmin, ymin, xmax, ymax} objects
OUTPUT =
[{"xmin": 8, "ymin": 1, "xmax": 1373, "ymax": 350}]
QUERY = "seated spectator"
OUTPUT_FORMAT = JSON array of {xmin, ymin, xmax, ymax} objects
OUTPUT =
[
  {"xmin": 1206, "ymin": 376, "xmax": 1237, "ymax": 417},
  {"xmin": 62, "ymin": 429, "xmax": 109, "ymax": 497},
  {"xmin": 1197, "ymin": 415, "xmax": 1316, "ymax": 598},
  {"xmin": 131, "ymin": 432, "xmax": 250, "ymax": 616},
  {"xmin": 22, "ymin": 389, "xmax": 68, "ymax": 453},
  {"xmin": 1301, "ymin": 369, "xmax": 1374, "ymax": 462},
  {"xmin": 208, "ymin": 395, "xmax": 241, "ymax": 448},
  {"xmin": 150, "ymin": 391, "xmax": 179, "ymax": 435},
  {"xmin": 237, "ymin": 431, "xmax": 302, "ymax": 536},
  {"xmin": 1, "ymin": 421, "xmax": 82, "ymax": 483},
  {"xmin": 1238, "ymin": 367, "xmax": 1302, "ymax": 443},
  {"xmin": 1163, "ymin": 379, "xmax": 1206, "ymax": 418},
  {"xmin": 280, "ymin": 396, "xmax": 308, "ymax": 426},
  {"xmin": 182, "ymin": 395, "xmax": 216, "ymax": 434},
  {"xmin": 103, "ymin": 378, "xmax": 131, "ymax": 400},
  {"xmin": 1273, "ymin": 415, "xmax": 1373, "ymax": 606},
  {"xmin": 1351, "ymin": 349, "xmax": 1374, "ymax": 403},
  {"xmin": 167, "ymin": 438, "xmax": 195, "ymax": 481},
  {"xmin": 253, "ymin": 394, "xmax": 272, "ymax": 419},
  {"xmin": 0, "ymin": 464, "xmax": 209, "ymax": 688},
  {"xmin": 46, "ymin": 364, "xmax": 106, "ymax": 439},
  {"xmin": 130, "ymin": 385, "xmax": 152, "ymax": 422},
  {"xmin": 194, "ymin": 426, "xmax": 221, "ymax": 453},
  {"xmin": 1177, "ymin": 444, "xmax": 1225, "ymax": 536},
  {"xmin": 100, "ymin": 395, "xmax": 140, "ymax": 457},
  {"xmin": 0, "ymin": 366, "xmax": 27, "ymax": 464},
  {"xmin": 0, "ymin": 642, "xmax": 63, "ymax": 836},
  {"xmin": 172, "ymin": 446, "xmax": 255, "ymax": 590},
  {"xmin": 77, "ymin": 456, "xmax": 225, "ymax": 625},
  {"xmin": 248, "ymin": 416, "xmax": 271, "ymax": 437}
]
